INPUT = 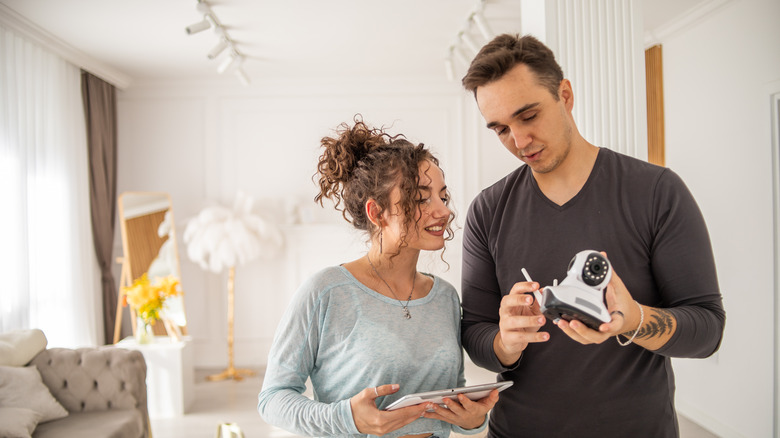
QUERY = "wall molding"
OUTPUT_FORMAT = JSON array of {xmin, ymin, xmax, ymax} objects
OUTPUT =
[
  {"xmin": 0, "ymin": 3, "xmax": 131, "ymax": 89},
  {"xmin": 643, "ymin": 0, "xmax": 735, "ymax": 47}
]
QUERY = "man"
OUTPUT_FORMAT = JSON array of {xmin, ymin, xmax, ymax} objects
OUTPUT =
[{"xmin": 460, "ymin": 34, "xmax": 725, "ymax": 437}]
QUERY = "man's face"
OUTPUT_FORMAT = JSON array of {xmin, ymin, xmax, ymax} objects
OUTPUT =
[{"xmin": 475, "ymin": 64, "xmax": 573, "ymax": 175}]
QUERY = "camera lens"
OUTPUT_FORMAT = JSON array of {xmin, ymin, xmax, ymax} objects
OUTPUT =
[{"xmin": 582, "ymin": 253, "xmax": 609, "ymax": 286}]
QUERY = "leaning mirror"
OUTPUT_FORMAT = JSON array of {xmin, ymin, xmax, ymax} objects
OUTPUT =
[{"xmin": 113, "ymin": 191, "xmax": 188, "ymax": 343}]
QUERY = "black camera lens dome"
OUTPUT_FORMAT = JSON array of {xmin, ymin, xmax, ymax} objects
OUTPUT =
[{"xmin": 582, "ymin": 253, "xmax": 609, "ymax": 286}]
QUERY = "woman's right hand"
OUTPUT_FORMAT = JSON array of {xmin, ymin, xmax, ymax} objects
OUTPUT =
[{"xmin": 350, "ymin": 384, "xmax": 431, "ymax": 436}]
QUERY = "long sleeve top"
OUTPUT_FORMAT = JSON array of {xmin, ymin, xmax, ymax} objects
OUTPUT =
[
  {"xmin": 258, "ymin": 266, "xmax": 487, "ymax": 438},
  {"xmin": 461, "ymin": 147, "xmax": 725, "ymax": 437}
]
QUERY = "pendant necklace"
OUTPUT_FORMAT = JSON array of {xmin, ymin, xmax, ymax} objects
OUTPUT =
[{"xmin": 367, "ymin": 255, "xmax": 415, "ymax": 319}]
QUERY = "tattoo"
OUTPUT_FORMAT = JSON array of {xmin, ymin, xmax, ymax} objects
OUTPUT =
[{"xmin": 623, "ymin": 308, "xmax": 676, "ymax": 340}]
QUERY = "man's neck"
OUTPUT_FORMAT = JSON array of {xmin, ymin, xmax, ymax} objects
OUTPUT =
[{"xmin": 534, "ymin": 140, "xmax": 599, "ymax": 206}]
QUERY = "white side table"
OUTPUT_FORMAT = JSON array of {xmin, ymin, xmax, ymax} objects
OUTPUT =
[{"xmin": 117, "ymin": 336, "xmax": 194, "ymax": 419}]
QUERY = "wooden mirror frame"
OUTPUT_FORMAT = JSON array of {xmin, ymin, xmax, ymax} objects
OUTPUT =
[{"xmin": 113, "ymin": 191, "xmax": 188, "ymax": 343}]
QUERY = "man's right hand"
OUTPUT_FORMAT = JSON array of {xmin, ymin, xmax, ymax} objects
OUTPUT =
[{"xmin": 494, "ymin": 281, "xmax": 549, "ymax": 366}]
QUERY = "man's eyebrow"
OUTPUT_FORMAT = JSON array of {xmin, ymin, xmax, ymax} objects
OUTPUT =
[{"xmin": 485, "ymin": 103, "xmax": 540, "ymax": 129}]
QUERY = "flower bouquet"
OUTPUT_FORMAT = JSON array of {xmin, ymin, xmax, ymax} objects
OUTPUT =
[{"xmin": 122, "ymin": 274, "xmax": 181, "ymax": 343}]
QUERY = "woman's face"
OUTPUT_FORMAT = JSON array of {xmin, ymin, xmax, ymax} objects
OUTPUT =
[{"xmin": 381, "ymin": 160, "xmax": 451, "ymax": 252}]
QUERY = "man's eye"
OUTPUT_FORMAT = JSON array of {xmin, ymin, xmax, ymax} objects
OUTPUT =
[
  {"xmin": 495, "ymin": 127, "xmax": 507, "ymax": 135},
  {"xmin": 522, "ymin": 114, "xmax": 537, "ymax": 122}
]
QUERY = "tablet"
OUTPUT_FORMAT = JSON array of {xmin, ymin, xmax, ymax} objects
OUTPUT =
[{"xmin": 384, "ymin": 381, "xmax": 513, "ymax": 411}]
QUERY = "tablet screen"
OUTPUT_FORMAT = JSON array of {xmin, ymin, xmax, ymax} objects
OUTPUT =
[{"xmin": 384, "ymin": 381, "xmax": 513, "ymax": 411}]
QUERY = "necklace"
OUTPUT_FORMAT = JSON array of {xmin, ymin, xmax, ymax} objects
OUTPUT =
[{"xmin": 366, "ymin": 255, "xmax": 415, "ymax": 319}]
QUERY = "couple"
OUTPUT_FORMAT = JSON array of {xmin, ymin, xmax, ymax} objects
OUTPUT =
[{"xmin": 257, "ymin": 34, "xmax": 725, "ymax": 438}]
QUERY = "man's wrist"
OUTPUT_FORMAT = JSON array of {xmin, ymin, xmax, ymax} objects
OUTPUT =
[{"xmin": 493, "ymin": 332, "xmax": 523, "ymax": 366}]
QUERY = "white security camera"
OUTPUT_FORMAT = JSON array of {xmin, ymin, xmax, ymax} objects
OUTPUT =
[{"xmin": 539, "ymin": 250, "xmax": 612, "ymax": 329}]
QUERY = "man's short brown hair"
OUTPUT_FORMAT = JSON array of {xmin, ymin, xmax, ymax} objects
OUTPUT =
[{"xmin": 462, "ymin": 34, "xmax": 564, "ymax": 100}]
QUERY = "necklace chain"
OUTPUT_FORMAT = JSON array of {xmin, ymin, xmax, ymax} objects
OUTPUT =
[{"xmin": 366, "ymin": 255, "xmax": 415, "ymax": 320}]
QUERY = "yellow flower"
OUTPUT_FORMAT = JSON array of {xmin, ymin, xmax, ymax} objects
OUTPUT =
[{"xmin": 123, "ymin": 274, "xmax": 181, "ymax": 324}]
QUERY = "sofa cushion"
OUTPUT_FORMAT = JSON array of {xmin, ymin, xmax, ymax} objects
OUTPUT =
[
  {"xmin": 32, "ymin": 409, "xmax": 145, "ymax": 438},
  {"xmin": 0, "ymin": 365, "xmax": 68, "ymax": 422},
  {"xmin": 0, "ymin": 407, "xmax": 42, "ymax": 438},
  {"xmin": 0, "ymin": 329, "xmax": 47, "ymax": 367}
]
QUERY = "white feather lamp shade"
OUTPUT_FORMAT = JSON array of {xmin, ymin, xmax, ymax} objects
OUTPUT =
[{"xmin": 183, "ymin": 192, "xmax": 282, "ymax": 273}]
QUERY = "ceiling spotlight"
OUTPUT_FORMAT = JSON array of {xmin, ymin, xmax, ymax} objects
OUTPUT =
[
  {"xmin": 207, "ymin": 39, "xmax": 229, "ymax": 59},
  {"xmin": 196, "ymin": 1, "xmax": 211, "ymax": 15},
  {"xmin": 217, "ymin": 52, "xmax": 243, "ymax": 74},
  {"xmin": 459, "ymin": 32, "xmax": 480, "ymax": 55},
  {"xmin": 444, "ymin": 56, "xmax": 455, "ymax": 82},
  {"xmin": 453, "ymin": 46, "xmax": 471, "ymax": 67},
  {"xmin": 235, "ymin": 68, "xmax": 250, "ymax": 86},
  {"xmin": 185, "ymin": 18, "xmax": 211, "ymax": 35},
  {"xmin": 472, "ymin": 12, "xmax": 494, "ymax": 40}
]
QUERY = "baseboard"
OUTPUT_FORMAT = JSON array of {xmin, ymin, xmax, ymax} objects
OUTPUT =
[{"xmin": 676, "ymin": 399, "xmax": 745, "ymax": 438}]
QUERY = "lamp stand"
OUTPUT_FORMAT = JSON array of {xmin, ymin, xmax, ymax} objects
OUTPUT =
[{"xmin": 207, "ymin": 266, "xmax": 256, "ymax": 382}]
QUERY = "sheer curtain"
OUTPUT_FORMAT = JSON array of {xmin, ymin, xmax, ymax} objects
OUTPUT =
[{"xmin": 0, "ymin": 24, "xmax": 100, "ymax": 347}]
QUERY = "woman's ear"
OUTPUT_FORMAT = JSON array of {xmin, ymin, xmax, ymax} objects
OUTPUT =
[{"xmin": 366, "ymin": 198, "xmax": 383, "ymax": 227}]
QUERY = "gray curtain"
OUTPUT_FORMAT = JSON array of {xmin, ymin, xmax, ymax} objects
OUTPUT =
[{"xmin": 81, "ymin": 71, "xmax": 118, "ymax": 345}]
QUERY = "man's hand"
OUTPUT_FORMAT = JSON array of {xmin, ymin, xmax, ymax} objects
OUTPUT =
[{"xmin": 494, "ymin": 281, "xmax": 549, "ymax": 366}]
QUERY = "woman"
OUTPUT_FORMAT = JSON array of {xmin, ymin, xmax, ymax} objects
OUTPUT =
[{"xmin": 257, "ymin": 118, "xmax": 497, "ymax": 437}]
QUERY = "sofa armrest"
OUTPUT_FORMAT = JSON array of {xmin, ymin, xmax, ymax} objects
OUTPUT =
[{"xmin": 30, "ymin": 347, "xmax": 149, "ymax": 436}]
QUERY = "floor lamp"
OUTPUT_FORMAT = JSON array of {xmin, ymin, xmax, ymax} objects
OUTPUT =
[
  {"xmin": 207, "ymin": 266, "xmax": 256, "ymax": 381},
  {"xmin": 183, "ymin": 192, "xmax": 282, "ymax": 382}
]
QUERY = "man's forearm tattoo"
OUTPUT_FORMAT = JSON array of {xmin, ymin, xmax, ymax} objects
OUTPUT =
[{"xmin": 624, "ymin": 308, "xmax": 676, "ymax": 339}]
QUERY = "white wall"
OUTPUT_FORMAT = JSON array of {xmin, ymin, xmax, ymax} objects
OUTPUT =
[
  {"xmin": 114, "ymin": 1, "xmax": 780, "ymax": 436},
  {"xmin": 658, "ymin": 0, "xmax": 780, "ymax": 436},
  {"xmin": 116, "ymin": 77, "xmax": 475, "ymax": 369}
]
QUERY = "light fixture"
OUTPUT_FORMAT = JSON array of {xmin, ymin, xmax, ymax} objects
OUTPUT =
[
  {"xmin": 444, "ymin": 56, "xmax": 455, "ymax": 82},
  {"xmin": 186, "ymin": 0, "xmax": 252, "ymax": 85},
  {"xmin": 235, "ymin": 68, "xmax": 250, "ymax": 86},
  {"xmin": 185, "ymin": 18, "xmax": 211, "ymax": 35},
  {"xmin": 207, "ymin": 39, "xmax": 229, "ymax": 59},
  {"xmin": 443, "ymin": 0, "xmax": 494, "ymax": 82},
  {"xmin": 459, "ymin": 32, "xmax": 481, "ymax": 55},
  {"xmin": 217, "ymin": 52, "xmax": 243, "ymax": 74},
  {"xmin": 472, "ymin": 12, "xmax": 494, "ymax": 40}
]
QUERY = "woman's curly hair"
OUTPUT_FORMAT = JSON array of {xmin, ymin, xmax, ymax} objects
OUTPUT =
[{"xmin": 314, "ymin": 115, "xmax": 454, "ymax": 254}]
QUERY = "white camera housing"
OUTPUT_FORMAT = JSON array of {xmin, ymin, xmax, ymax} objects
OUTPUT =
[{"xmin": 539, "ymin": 250, "xmax": 612, "ymax": 329}]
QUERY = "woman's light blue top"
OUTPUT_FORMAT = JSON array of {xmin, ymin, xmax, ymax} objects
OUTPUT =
[{"xmin": 257, "ymin": 266, "xmax": 487, "ymax": 437}]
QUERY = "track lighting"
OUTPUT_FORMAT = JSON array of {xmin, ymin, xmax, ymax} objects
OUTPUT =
[
  {"xmin": 472, "ymin": 12, "xmax": 494, "ymax": 40},
  {"xmin": 444, "ymin": 57, "xmax": 455, "ymax": 82},
  {"xmin": 235, "ymin": 68, "xmax": 250, "ymax": 86},
  {"xmin": 185, "ymin": 0, "xmax": 252, "ymax": 85},
  {"xmin": 217, "ymin": 52, "xmax": 243, "ymax": 74},
  {"xmin": 443, "ymin": 0, "xmax": 494, "ymax": 81},
  {"xmin": 459, "ymin": 32, "xmax": 481, "ymax": 55},
  {"xmin": 207, "ymin": 39, "xmax": 229, "ymax": 59},
  {"xmin": 185, "ymin": 18, "xmax": 211, "ymax": 35}
]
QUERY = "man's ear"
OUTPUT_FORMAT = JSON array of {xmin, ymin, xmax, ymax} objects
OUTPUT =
[
  {"xmin": 559, "ymin": 79, "xmax": 574, "ymax": 111},
  {"xmin": 366, "ymin": 198, "xmax": 383, "ymax": 227}
]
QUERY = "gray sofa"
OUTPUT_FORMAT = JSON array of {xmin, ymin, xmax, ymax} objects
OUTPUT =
[{"xmin": 28, "ymin": 346, "xmax": 150, "ymax": 438}]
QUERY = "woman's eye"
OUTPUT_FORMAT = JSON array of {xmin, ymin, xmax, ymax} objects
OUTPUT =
[
  {"xmin": 416, "ymin": 198, "xmax": 431, "ymax": 205},
  {"xmin": 440, "ymin": 197, "xmax": 449, "ymax": 204}
]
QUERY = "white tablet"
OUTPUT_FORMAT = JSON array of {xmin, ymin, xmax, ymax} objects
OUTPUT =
[{"xmin": 384, "ymin": 381, "xmax": 513, "ymax": 411}]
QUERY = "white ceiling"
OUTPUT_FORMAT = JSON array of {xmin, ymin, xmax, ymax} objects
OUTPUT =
[{"xmin": 0, "ymin": 0, "xmax": 703, "ymax": 87}]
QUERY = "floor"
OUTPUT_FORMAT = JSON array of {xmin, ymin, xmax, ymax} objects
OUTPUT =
[{"xmin": 150, "ymin": 364, "xmax": 720, "ymax": 438}]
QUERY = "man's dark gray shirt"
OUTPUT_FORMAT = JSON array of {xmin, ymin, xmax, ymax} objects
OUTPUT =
[{"xmin": 461, "ymin": 147, "xmax": 725, "ymax": 437}]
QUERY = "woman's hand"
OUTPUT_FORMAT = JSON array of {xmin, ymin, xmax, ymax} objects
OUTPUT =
[
  {"xmin": 350, "ymin": 384, "xmax": 430, "ymax": 436},
  {"xmin": 421, "ymin": 389, "xmax": 499, "ymax": 430}
]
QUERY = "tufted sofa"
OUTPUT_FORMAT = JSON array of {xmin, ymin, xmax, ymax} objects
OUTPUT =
[{"xmin": 27, "ymin": 347, "xmax": 150, "ymax": 438}]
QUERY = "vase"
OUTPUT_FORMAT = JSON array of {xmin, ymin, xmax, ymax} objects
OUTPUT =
[{"xmin": 135, "ymin": 319, "xmax": 154, "ymax": 344}]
